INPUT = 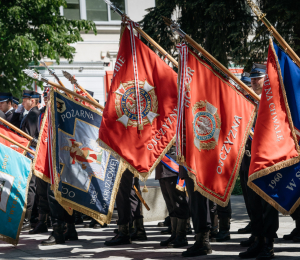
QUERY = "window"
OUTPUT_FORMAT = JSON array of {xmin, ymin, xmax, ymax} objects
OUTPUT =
[
  {"xmin": 64, "ymin": 0, "xmax": 80, "ymax": 20},
  {"xmin": 62, "ymin": 0, "xmax": 126, "ymax": 23},
  {"xmin": 86, "ymin": 0, "xmax": 108, "ymax": 21},
  {"xmin": 109, "ymin": 0, "xmax": 125, "ymax": 21}
]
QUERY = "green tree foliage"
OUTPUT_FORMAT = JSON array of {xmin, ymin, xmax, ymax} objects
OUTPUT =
[
  {"xmin": 141, "ymin": 0, "xmax": 253, "ymax": 68},
  {"xmin": 246, "ymin": 0, "xmax": 300, "ymax": 71},
  {"xmin": 141, "ymin": 0, "xmax": 300, "ymax": 72},
  {"xmin": 0, "ymin": 0, "xmax": 97, "ymax": 97}
]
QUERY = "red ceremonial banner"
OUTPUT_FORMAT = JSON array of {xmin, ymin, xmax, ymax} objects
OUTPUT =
[
  {"xmin": 0, "ymin": 125, "xmax": 30, "ymax": 154},
  {"xmin": 249, "ymin": 40, "xmax": 300, "ymax": 183},
  {"xmin": 32, "ymin": 106, "xmax": 50, "ymax": 183},
  {"xmin": 182, "ymin": 50, "xmax": 256, "ymax": 206},
  {"xmin": 98, "ymin": 28, "xmax": 178, "ymax": 178}
]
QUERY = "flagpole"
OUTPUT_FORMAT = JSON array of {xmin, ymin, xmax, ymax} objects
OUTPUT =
[
  {"xmin": 0, "ymin": 118, "xmax": 33, "ymax": 141},
  {"xmin": 247, "ymin": 0, "xmax": 300, "ymax": 68},
  {"xmin": 0, "ymin": 133, "xmax": 35, "ymax": 155},
  {"xmin": 62, "ymin": 70, "xmax": 100, "ymax": 105},
  {"xmin": 40, "ymin": 62, "xmax": 73, "ymax": 98},
  {"xmin": 164, "ymin": 18, "xmax": 260, "ymax": 102},
  {"xmin": 133, "ymin": 185, "xmax": 150, "ymax": 211},
  {"xmin": 51, "ymin": 83, "xmax": 104, "ymax": 110},
  {"xmin": 104, "ymin": 0, "xmax": 178, "ymax": 68},
  {"xmin": 22, "ymin": 69, "xmax": 104, "ymax": 110}
]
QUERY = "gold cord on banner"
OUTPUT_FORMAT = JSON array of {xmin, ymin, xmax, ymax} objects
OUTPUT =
[{"xmin": 247, "ymin": 0, "xmax": 300, "ymax": 69}]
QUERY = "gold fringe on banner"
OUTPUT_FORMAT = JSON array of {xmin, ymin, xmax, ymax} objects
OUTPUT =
[
  {"xmin": 32, "ymin": 105, "xmax": 51, "ymax": 184},
  {"xmin": 247, "ymin": 39, "xmax": 300, "ymax": 215}
]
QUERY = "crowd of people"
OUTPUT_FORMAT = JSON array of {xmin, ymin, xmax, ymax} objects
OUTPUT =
[{"xmin": 0, "ymin": 62, "xmax": 299, "ymax": 259}]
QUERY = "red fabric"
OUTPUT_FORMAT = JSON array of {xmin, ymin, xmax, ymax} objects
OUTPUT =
[
  {"xmin": 34, "ymin": 112, "xmax": 50, "ymax": 182},
  {"xmin": 99, "ymin": 28, "xmax": 178, "ymax": 174},
  {"xmin": 183, "ymin": 50, "xmax": 256, "ymax": 205},
  {"xmin": 249, "ymin": 45, "xmax": 299, "ymax": 175},
  {"xmin": 0, "ymin": 125, "xmax": 30, "ymax": 154},
  {"xmin": 177, "ymin": 178, "xmax": 185, "ymax": 188},
  {"xmin": 75, "ymin": 90, "xmax": 96, "ymax": 110},
  {"xmin": 161, "ymin": 155, "xmax": 179, "ymax": 173}
]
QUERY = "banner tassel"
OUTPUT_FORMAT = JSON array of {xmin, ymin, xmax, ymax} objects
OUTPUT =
[{"xmin": 142, "ymin": 181, "xmax": 148, "ymax": 192}]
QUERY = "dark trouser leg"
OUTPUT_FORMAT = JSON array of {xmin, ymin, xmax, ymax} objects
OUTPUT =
[
  {"xmin": 22, "ymin": 174, "xmax": 36, "ymax": 231},
  {"xmin": 248, "ymin": 188, "xmax": 279, "ymax": 239},
  {"xmin": 47, "ymin": 184, "xmax": 65, "ymax": 225},
  {"xmin": 130, "ymin": 177, "xmax": 147, "ymax": 241},
  {"xmin": 116, "ymin": 169, "xmax": 134, "ymax": 226},
  {"xmin": 209, "ymin": 201, "xmax": 218, "ymax": 240},
  {"xmin": 159, "ymin": 178, "xmax": 175, "ymax": 216},
  {"xmin": 290, "ymin": 206, "xmax": 300, "ymax": 242},
  {"xmin": 105, "ymin": 169, "xmax": 133, "ymax": 246},
  {"xmin": 182, "ymin": 176, "xmax": 212, "ymax": 257},
  {"xmin": 185, "ymin": 176, "xmax": 211, "ymax": 233},
  {"xmin": 291, "ymin": 206, "xmax": 300, "ymax": 221},
  {"xmin": 41, "ymin": 184, "xmax": 66, "ymax": 245},
  {"xmin": 159, "ymin": 176, "xmax": 189, "ymax": 219},
  {"xmin": 36, "ymin": 177, "xmax": 50, "ymax": 214},
  {"xmin": 27, "ymin": 174, "xmax": 36, "ymax": 211},
  {"xmin": 216, "ymin": 200, "xmax": 231, "ymax": 241},
  {"xmin": 239, "ymin": 156, "xmax": 252, "ymax": 220},
  {"xmin": 217, "ymin": 200, "xmax": 232, "ymax": 219},
  {"xmin": 130, "ymin": 177, "xmax": 143, "ymax": 223},
  {"xmin": 160, "ymin": 176, "xmax": 189, "ymax": 248},
  {"xmin": 29, "ymin": 177, "xmax": 50, "ymax": 234}
]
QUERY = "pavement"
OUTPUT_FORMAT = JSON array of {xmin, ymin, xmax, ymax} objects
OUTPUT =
[{"xmin": 1, "ymin": 195, "xmax": 300, "ymax": 259}]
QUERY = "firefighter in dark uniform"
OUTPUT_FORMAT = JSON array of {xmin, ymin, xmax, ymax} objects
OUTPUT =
[
  {"xmin": 239, "ymin": 64, "xmax": 279, "ymax": 260},
  {"xmin": 210, "ymin": 200, "xmax": 232, "ymax": 242},
  {"xmin": 180, "ymin": 166, "xmax": 212, "ymax": 257},
  {"xmin": 29, "ymin": 89, "xmax": 51, "ymax": 234},
  {"xmin": 0, "ymin": 93, "xmax": 15, "ymax": 122},
  {"xmin": 238, "ymin": 72, "xmax": 254, "ymax": 236},
  {"xmin": 104, "ymin": 169, "xmax": 147, "ymax": 246},
  {"xmin": 40, "ymin": 184, "xmax": 78, "ymax": 246},
  {"xmin": 12, "ymin": 97, "xmax": 20, "ymax": 110},
  {"xmin": 156, "ymin": 146, "xmax": 189, "ymax": 248},
  {"xmin": 283, "ymin": 206, "xmax": 300, "ymax": 242},
  {"xmin": 18, "ymin": 90, "xmax": 41, "ymax": 231}
]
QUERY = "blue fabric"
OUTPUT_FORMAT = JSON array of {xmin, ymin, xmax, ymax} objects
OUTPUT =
[
  {"xmin": 252, "ymin": 43, "xmax": 300, "ymax": 213},
  {"xmin": 273, "ymin": 42, "xmax": 300, "ymax": 143},
  {"xmin": 26, "ymin": 147, "xmax": 36, "ymax": 159},
  {"xmin": 0, "ymin": 143, "xmax": 31, "ymax": 245},
  {"xmin": 253, "ymin": 163, "xmax": 300, "ymax": 212},
  {"xmin": 53, "ymin": 91, "xmax": 123, "ymax": 217},
  {"xmin": 161, "ymin": 154, "xmax": 179, "ymax": 173}
]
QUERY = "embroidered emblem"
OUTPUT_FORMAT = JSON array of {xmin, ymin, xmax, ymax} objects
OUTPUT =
[
  {"xmin": 0, "ymin": 180, "xmax": 5, "ymax": 202},
  {"xmin": 56, "ymin": 98, "xmax": 66, "ymax": 113},
  {"xmin": 0, "ymin": 172, "xmax": 14, "ymax": 213},
  {"xmin": 192, "ymin": 100, "xmax": 221, "ymax": 151},
  {"xmin": 115, "ymin": 80, "xmax": 159, "ymax": 128}
]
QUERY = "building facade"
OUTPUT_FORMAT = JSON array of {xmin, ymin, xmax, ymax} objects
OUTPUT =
[{"xmin": 36, "ymin": 0, "xmax": 155, "ymax": 106}]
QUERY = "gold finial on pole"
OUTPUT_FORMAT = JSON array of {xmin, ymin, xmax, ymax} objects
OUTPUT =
[
  {"xmin": 247, "ymin": 0, "xmax": 266, "ymax": 21},
  {"xmin": 247, "ymin": 0, "xmax": 300, "ymax": 68},
  {"xmin": 164, "ymin": 17, "xmax": 260, "ymax": 102}
]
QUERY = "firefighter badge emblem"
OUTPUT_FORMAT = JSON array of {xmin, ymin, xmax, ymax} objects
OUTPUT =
[
  {"xmin": 192, "ymin": 100, "xmax": 221, "ymax": 151},
  {"xmin": 115, "ymin": 80, "xmax": 159, "ymax": 128}
]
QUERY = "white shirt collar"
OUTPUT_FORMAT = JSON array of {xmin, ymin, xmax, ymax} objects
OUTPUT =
[{"xmin": 5, "ymin": 107, "xmax": 14, "ymax": 114}]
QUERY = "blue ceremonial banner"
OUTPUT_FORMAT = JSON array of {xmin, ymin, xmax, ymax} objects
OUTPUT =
[
  {"xmin": 273, "ymin": 42, "xmax": 300, "ymax": 144},
  {"xmin": 50, "ymin": 89, "xmax": 126, "ymax": 224},
  {"xmin": 249, "ymin": 40, "xmax": 300, "ymax": 215},
  {"xmin": 0, "ymin": 143, "xmax": 32, "ymax": 245}
]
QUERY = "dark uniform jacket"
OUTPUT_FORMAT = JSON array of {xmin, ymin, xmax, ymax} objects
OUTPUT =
[
  {"xmin": 20, "ymin": 106, "xmax": 40, "ymax": 148},
  {"xmin": 10, "ymin": 111, "xmax": 22, "ymax": 128},
  {"xmin": 5, "ymin": 108, "xmax": 15, "ymax": 122},
  {"xmin": 155, "ymin": 146, "xmax": 178, "ymax": 180},
  {"xmin": 0, "ymin": 110, "xmax": 6, "ymax": 120}
]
